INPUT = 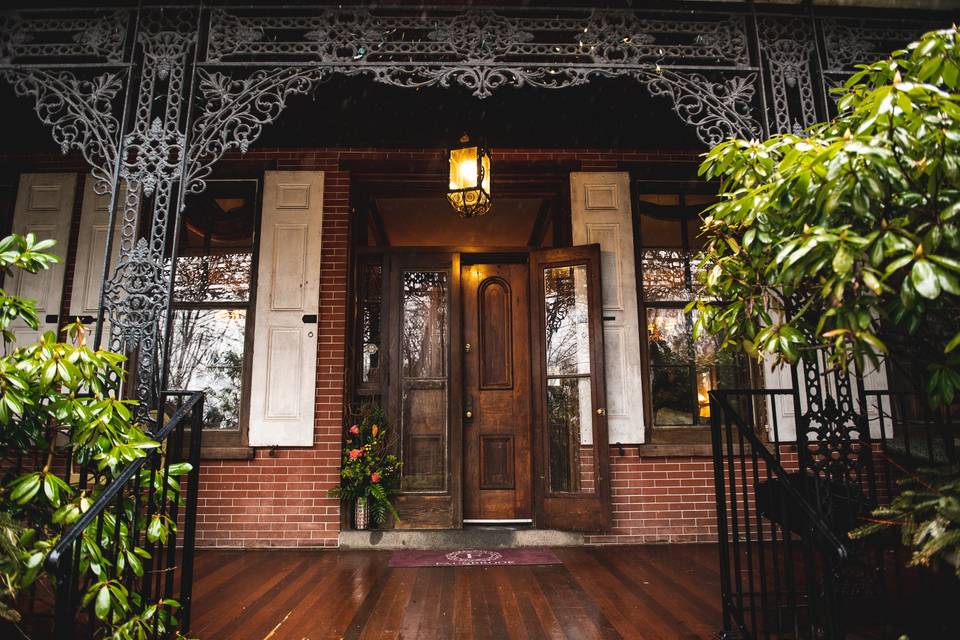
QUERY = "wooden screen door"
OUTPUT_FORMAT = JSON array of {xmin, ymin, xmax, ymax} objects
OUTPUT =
[
  {"xmin": 461, "ymin": 262, "xmax": 533, "ymax": 522},
  {"xmin": 530, "ymin": 245, "xmax": 611, "ymax": 532}
]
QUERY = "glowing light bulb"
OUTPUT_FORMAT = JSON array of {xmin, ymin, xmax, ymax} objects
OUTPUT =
[{"xmin": 458, "ymin": 158, "xmax": 478, "ymax": 186}]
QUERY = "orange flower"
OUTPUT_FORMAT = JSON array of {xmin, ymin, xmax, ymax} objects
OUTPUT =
[
  {"xmin": 348, "ymin": 449, "xmax": 363, "ymax": 460},
  {"xmin": 371, "ymin": 424, "xmax": 379, "ymax": 437},
  {"xmin": 370, "ymin": 472, "xmax": 381, "ymax": 483}
]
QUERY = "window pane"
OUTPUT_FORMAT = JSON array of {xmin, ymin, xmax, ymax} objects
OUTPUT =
[
  {"xmin": 647, "ymin": 308, "xmax": 694, "ymax": 426},
  {"xmin": 647, "ymin": 307, "xmax": 748, "ymax": 426},
  {"xmin": 174, "ymin": 253, "xmax": 252, "ymax": 302},
  {"xmin": 401, "ymin": 271, "xmax": 448, "ymax": 379},
  {"xmin": 360, "ymin": 263, "xmax": 383, "ymax": 384},
  {"xmin": 639, "ymin": 214, "xmax": 683, "ymax": 247},
  {"xmin": 641, "ymin": 249, "xmax": 690, "ymax": 302},
  {"xmin": 651, "ymin": 365, "xmax": 695, "ymax": 426},
  {"xmin": 167, "ymin": 309, "xmax": 247, "ymax": 431},
  {"xmin": 544, "ymin": 265, "xmax": 591, "ymax": 376},
  {"xmin": 546, "ymin": 377, "xmax": 595, "ymax": 494},
  {"xmin": 647, "ymin": 308, "xmax": 692, "ymax": 365},
  {"xmin": 400, "ymin": 271, "xmax": 448, "ymax": 491},
  {"xmin": 174, "ymin": 181, "xmax": 256, "ymax": 303}
]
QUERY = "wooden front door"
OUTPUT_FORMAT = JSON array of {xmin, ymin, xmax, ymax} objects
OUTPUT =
[{"xmin": 461, "ymin": 262, "xmax": 533, "ymax": 522}]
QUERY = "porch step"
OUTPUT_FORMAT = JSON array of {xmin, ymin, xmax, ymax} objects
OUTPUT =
[{"xmin": 339, "ymin": 528, "xmax": 584, "ymax": 550}]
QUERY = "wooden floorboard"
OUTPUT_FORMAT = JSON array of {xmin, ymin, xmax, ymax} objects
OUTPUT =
[{"xmin": 189, "ymin": 544, "xmax": 723, "ymax": 640}]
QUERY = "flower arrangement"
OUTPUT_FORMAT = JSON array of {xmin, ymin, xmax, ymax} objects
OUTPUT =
[{"xmin": 328, "ymin": 404, "xmax": 401, "ymax": 528}]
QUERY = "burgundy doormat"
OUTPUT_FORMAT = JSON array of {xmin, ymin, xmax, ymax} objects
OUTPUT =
[{"xmin": 389, "ymin": 548, "xmax": 562, "ymax": 568}]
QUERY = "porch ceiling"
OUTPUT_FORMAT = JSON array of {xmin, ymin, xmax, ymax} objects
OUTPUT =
[
  {"xmin": 375, "ymin": 197, "xmax": 544, "ymax": 247},
  {"xmin": 255, "ymin": 76, "xmax": 702, "ymax": 151}
]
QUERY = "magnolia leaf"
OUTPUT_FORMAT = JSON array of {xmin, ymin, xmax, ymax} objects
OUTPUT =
[
  {"xmin": 832, "ymin": 248, "xmax": 853, "ymax": 274},
  {"xmin": 946, "ymin": 332, "xmax": 960, "ymax": 354},
  {"xmin": 94, "ymin": 584, "xmax": 110, "ymax": 621},
  {"xmin": 911, "ymin": 260, "xmax": 941, "ymax": 299}
]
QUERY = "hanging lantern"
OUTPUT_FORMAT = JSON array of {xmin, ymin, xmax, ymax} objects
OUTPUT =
[{"xmin": 447, "ymin": 135, "xmax": 491, "ymax": 218}]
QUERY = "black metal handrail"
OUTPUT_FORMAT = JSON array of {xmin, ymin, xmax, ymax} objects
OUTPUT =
[
  {"xmin": 713, "ymin": 385, "xmax": 960, "ymax": 640},
  {"xmin": 712, "ymin": 389, "xmax": 850, "ymax": 560},
  {"xmin": 42, "ymin": 390, "xmax": 205, "ymax": 640},
  {"xmin": 711, "ymin": 388, "xmax": 851, "ymax": 640}
]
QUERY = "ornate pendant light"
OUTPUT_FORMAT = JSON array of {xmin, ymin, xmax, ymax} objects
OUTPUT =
[{"xmin": 447, "ymin": 134, "xmax": 491, "ymax": 218}]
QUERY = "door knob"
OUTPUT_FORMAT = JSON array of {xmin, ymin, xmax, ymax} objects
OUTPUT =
[
  {"xmin": 596, "ymin": 408, "xmax": 606, "ymax": 416},
  {"xmin": 465, "ymin": 410, "xmax": 473, "ymax": 419}
]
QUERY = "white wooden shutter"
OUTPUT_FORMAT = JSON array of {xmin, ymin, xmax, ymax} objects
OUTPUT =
[
  {"xmin": 69, "ymin": 175, "xmax": 127, "ymax": 339},
  {"xmin": 6, "ymin": 173, "xmax": 77, "ymax": 349},
  {"xmin": 858, "ymin": 357, "xmax": 891, "ymax": 438},
  {"xmin": 248, "ymin": 171, "xmax": 324, "ymax": 447},
  {"xmin": 763, "ymin": 356, "xmax": 799, "ymax": 442},
  {"xmin": 570, "ymin": 172, "xmax": 645, "ymax": 444}
]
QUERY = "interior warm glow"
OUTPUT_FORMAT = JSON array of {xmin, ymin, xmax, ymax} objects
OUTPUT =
[
  {"xmin": 697, "ymin": 370, "xmax": 712, "ymax": 418},
  {"xmin": 449, "ymin": 146, "xmax": 480, "ymax": 190}
]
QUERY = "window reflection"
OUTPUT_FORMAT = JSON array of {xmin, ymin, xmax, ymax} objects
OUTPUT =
[
  {"xmin": 359, "ymin": 263, "xmax": 382, "ymax": 385},
  {"xmin": 402, "ymin": 271, "xmax": 448, "ymax": 379},
  {"xmin": 167, "ymin": 180, "xmax": 257, "ymax": 432},
  {"xmin": 638, "ymin": 195, "xmax": 748, "ymax": 427},
  {"xmin": 400, "ymin": 271, "xmax": 448, "ymax": 492},
  {"xmin": 543, "ymin": 265, "xmax": 595, "ymax": 495},
  {"xmin": 168, "ymin": 309, "xmax": 246, "ymax": 430},
  {"xmin": 544, "ymin": 265, "xmax": 590, "ymax": 376}
]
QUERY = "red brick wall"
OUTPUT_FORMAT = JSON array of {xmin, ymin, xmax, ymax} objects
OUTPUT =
[{"xmin": 587, "ymin": 448, "xmax": 718, "ymax": 545}]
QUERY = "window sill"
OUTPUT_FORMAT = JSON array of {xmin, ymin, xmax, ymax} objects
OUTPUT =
[
  {"xmin": 634, "ymin": 443, "xmax": 714, "ymax": 457},
  {"xmin": 200, "ymin": 446, "xmax": 255, "ymax": 460}
]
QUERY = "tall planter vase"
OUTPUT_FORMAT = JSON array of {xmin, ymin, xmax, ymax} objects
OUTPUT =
[{"xmin": 354, "ymin": 496, "xmax": 369, "ymax": 530}]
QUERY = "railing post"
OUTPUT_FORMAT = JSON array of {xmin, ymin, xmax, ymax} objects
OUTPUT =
[
  {"xmin": 52, "ymin": 545, "xmax": 75, "ymax": 640},
  {"xmin": 178, "ymin": 394, "xmax": 204, "ymax": 633},
  {"xmin": 710, "ymin": 391, "xmax": 735, "ymax": 638}
]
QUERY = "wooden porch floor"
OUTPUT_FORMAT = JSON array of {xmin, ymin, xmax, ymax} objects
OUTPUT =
[{"xmin": 190, "ymin": 544, "xmax": 722, "ymax": 640}]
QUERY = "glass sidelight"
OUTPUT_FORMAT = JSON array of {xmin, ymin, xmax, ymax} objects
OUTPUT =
[{"xmin": 399, "ymin": 270, "xmax": 449, "ymax": 491}]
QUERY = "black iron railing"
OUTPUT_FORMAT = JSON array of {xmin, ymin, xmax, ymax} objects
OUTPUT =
[
  {"xmin": 43, "ymin": 390, "xmax": 204, "ymax": 640},
  {"xmin": 712, "ymin": 387, "xmax": 960, "ymax": 640}
]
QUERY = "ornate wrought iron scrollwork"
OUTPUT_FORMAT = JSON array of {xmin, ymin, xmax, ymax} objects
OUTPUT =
[
  {"xmin": 641, "ymin": 70, "xmax": 761, "ymax": 147},
  {"xmin": 759, "ymin": 17, "xmax": 819, "ymax": 135},
  {"xmin": 1, "ymin": 68, "xmax": 123, "ymax": 193},
  {"xmin": 187, "ymin": 66, "xmax": 330, "ymax": 195},
  {"xmin": 100, "ymin": 10, "xmax": 197, "ymax": 408},
  {"xmin": 787, "ymin": 287, "xmax": 871, "ymax": 484},
  {"xmin": 200, "ymin": 6, "xmax": 758, "ymax": 144},
  {"xmin": 818, "ymin": 16, "xmax": 934, "ymax": 116},
  {"xmin": 0, "ymin": 9, "xmax": 129, "ymax": 65}
]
